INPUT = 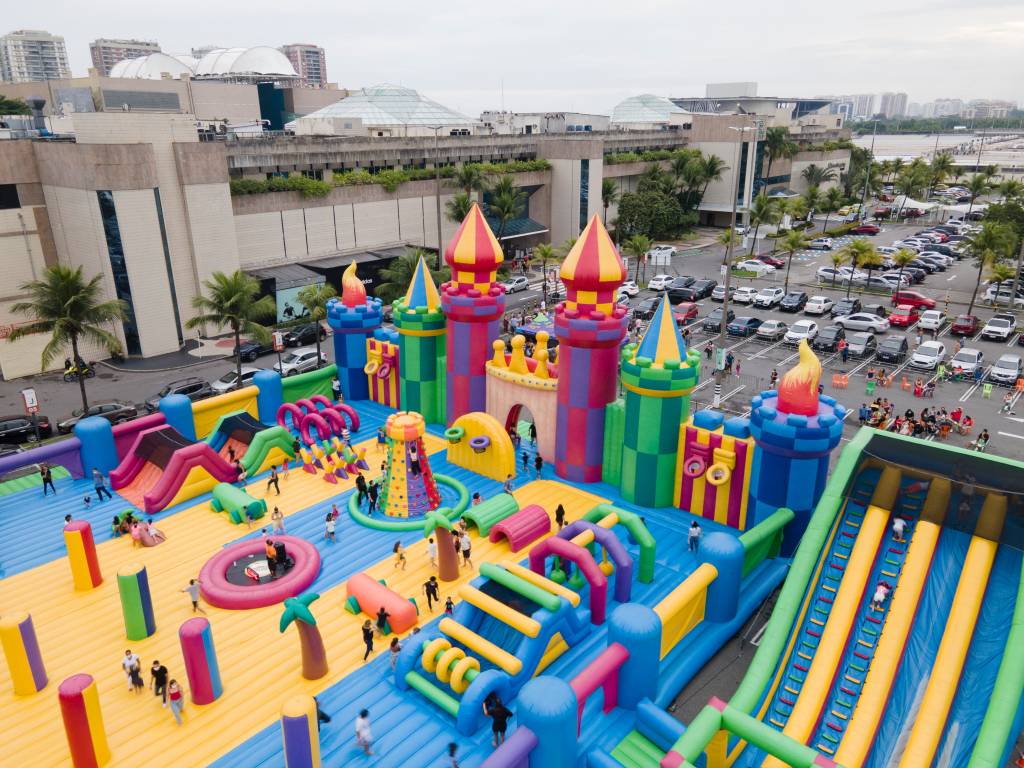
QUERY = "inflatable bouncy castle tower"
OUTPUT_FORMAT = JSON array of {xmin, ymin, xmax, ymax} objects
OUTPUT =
[
  {"xmin": 393, "ymin": 256, "xmax": 446, "ymax": 424},
  {"xmin": 748, "ymin": 340, "xmax": 844, "ymax": 553},
  {"xmin": 327, "ymin": 261, "xmax": 382, "ymax": 401},
  {"xmin": 378, "ymin": 411, "xmax": 441, "ymax": 516},
  {"xmin": 441, "ymin": 203, "xmax": 506, "ymax": 425},
  {"xmin": 619, "ymin": 295, "xmax": 700, "ymax": 507},
  {"xmin": 554, "ymin": 215, "xmax": 628, "ymax": 482}
]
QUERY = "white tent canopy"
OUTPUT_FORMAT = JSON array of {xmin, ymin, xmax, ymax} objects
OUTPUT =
[{"xmin": 891, "ymin": 195, "xmax": 939, "ymax": 211}]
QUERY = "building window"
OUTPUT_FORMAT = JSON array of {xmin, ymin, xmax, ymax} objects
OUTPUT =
[
  {"xmin": 96, "ymin": 191, "xmax": 141, "ymax": 356},
  {"xmin": 736, "ymin": 141, "xmax": 750, "ymax": 207},
  {"xmin": 579, "ymin": 158, "xmax": 590, "ymax": 233},
  {"xmin": 301, "ymin": 169, "xmax": 324, "ymax": 181},
  {"xmin": 0, "ymin": 184, "xmax": 20, "ymax": 209},
  {"xmin": 153, "ymin": 189, "xmax": 184, "ymax": 346}
]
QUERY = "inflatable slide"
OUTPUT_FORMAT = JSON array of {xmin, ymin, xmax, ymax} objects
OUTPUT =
[
  {"xmin": 110, "ymin": 425, "xmax": 238, "ymax": 513},
  {"xmin": 204, "ymin": 410, "xmax": 294, "ymax": 477}
]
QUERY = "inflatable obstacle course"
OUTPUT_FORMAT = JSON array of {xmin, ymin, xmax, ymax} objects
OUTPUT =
[
  {"xmin": 344, "ymin": 572, "xmax": 418, "ymax": 635},
  {"xmin": 210, "ymin": 482, "xmax": 268, "ymax": 524}
]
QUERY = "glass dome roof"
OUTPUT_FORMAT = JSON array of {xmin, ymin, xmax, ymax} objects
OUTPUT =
[
  {"xmin": 610, "ymin": 94, "xmax": 689, "ymax": 125},
  {"xmin": 289, "ymin": 84, "xmax": 477, "ymax": 127}
]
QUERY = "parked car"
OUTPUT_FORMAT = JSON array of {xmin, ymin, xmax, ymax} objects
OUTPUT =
[
  {"xmin": 647, "ymin": 245, "xmax": 676, "ymax": 260},
  {"xmin": 672, "ymin": 303, "xmax": 699, "ymax": 325},
  {"xmin": 710, "ymin": 284, "xmax": 734, "ymax": 302},
  {"xmin": 757, "ymin": 254, "xmax": 786, "ymax": 268},
  {"xmin": 780, "ymin": 291, "xmax": 808, "ymax": 312},
  {"xmin": 145, "ymin": 377, "xmax": 215, "ymax": 412},
  {"xmin": 784, "ymin": 320, "xmax": 818, "ymax": 345},
  {"xmin": 989, "ymin": 354, "xmax": 1023, "ymax": 385},
  {"xmin": 804, "ymin": 295, "xmax": 834, "ymax": 315},
  {"xmin": 757, "ymin": 319, "xmax": 789, "ymax": 341},
  {"xmin": 817, "ymin": 267, "xmax": 852, "ymax": 285},
  {"xmin": 57, "ymin": 401, "xmax": 137, "ymax": 434},
  {"xmin": 732, "ymin": 287, "xmax": 759, "ymax": 304},
  {"xmin": 703, "ymin": 308, "xmax": 735, "ymax": 332},
  {"xmin": 274, "ymin": 347, "xmax": 327, "ymax": 376},
  {"xmin": 876, "ymin": 246, "xmax": 898, "ymax": 255},
  {"xmin": 878, "ymin": 273, "xmax": 911, "ymax": 288},
  {"xmin": 812, "ymin": 326, "xmax": 846, "ymax": 352},
  {"xmin": 808, "ymin": 237, "xmax": 834, "ymax": 250},
  {"xmin": 753, "ymin": 287, "xmax": 785, "ymax": 308},
  {"xmin": 862, "ymin": 276, "xmax": 897, "ymax": 292},
  {"xmin": 502, "ymin": 276, "xmax": 530, "ymax": 293},
  {"xmin": 727, "ymin": 317, "xmax": 763, "ymax": 337},
  {"xmin": 875, "ymin": 335, "xmax": 909, "ymax": 363},
  {"xmin": 861, "ymin": 304, "xmax": 889, "ymax": 319},
  {"xmin": 908, "ymin": 259, "xmax": 937, "ymax": 274},
  {"xmin": 647, "ymin": 274, "xmax": 674, "ymax": 291},
  {"xmin": 888, "ymin": 305, "xmax": 920, "ymax": 328},
  {"xmin": 845, "ymin": 332, "xmax": 877, "ymax": 358},
  {"xmin": 211, "ymin": 365, "xmax": 263, "ymax": 394},
  {"xmin": 985, "ymin": 287, "xmax": 1024, "ymax": 309},
  {"xmin": 735, "ymin": 260, "xmax": 775, "ymax": 276},
  {"xmin": 918, "ymin": 251, "xmax": 954, "ymax": 267},
  {"xmin": 835, "ymin": 312, "xmax": 890, "ymax": 333},
  {"xmin": 851, "ymin": 223, "xmax": 880, "ymax": 235},
  {"xmin": 668, "ymin": 276, "xmax": 696, "ymax": 289},
  {"xmin": 982, "ymin": 315, "xmax": 1017, "ymax": 341},
  {"xmin": 283, "ymin": 322, "xmax": 327, "ymax": 347},
  {"xmin": 918, "ymin": 310, "xmax": 945, "ymax": 331},
  {"xmin": 690, "ymin": 279, "xmax": 718, "ymax": 299},
  {"xmin": 619, "ymin": 280, "xmax": 641, "ymax": 298},
  {"xmin": 950, "ymin": 314, "xmax": 980, "ymax": 336},
  {"xmin": 891, "ymin": 290, "xmax": 936, "ymax": 309},
  {"xmin": 830, "ymin": 298, "xmax": 862, "ymax": 318},
  {"xmin": 632, "ymin": 296, "xmax": 660, "ymax": 321},
  {"xmin": 950, "ymin": 348, "xmax": 984, "ymax": 376},
  {"xmin": 667, "ymin": 286, "xmax": 699, "ymax": 304},
  {"xmin": 237, "ymin": 338, "xmax": 275, "ymax": 362},
  {"xmin": 910, "ymin": 341, "xmax": 946, "ymax": 370},
  {"xmin": 0, "ymin": 415, "xmax": 53, "ymax": 444}
]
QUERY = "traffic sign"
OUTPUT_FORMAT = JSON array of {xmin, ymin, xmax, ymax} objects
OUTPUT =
[
  {"xmin": 273, "ymin": 332, "xmax": 285, "ymax": 352},
  {"xmin": 21, "ymin": 388, "xmax": 38, "ymax": 415}
]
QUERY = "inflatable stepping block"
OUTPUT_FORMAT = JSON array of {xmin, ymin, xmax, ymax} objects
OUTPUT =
[
  {"xmin": 489, "ymin": 504, "xmax": 550, "ymax": 552},
  {"xmin": 345, "ymin": 572, "xmax": 417, "ymax": 634},
  {"xmin": 462, "ymin": 494, "xmax": 518, "ymax": 536},
  {"xmin": 210, "ymin": 482, "xmax": 267, "ymax": 525}
]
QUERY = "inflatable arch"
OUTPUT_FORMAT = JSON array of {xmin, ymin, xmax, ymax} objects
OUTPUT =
[
  {"xmin": 528, "ymin": 537, "xmax": 609, "ymax": 624},
  {"xmin": 556, "ymin": 520, "xmax": 634, "ymax": 603}
]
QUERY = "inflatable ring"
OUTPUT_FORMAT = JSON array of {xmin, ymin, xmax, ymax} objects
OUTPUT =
[
  {"xmin": 422, "ymin": 638, "xmax": 451, "ymax": 674},
  {"xmin": 377, "ymin": 362, "xmax": 391, "ymax": 379},
  {"xmin": 435, "ymin": 646, "xmax": 465, "ymax": 684},
  {"xmin": 444, "ymin": 426, "xmax": 465, "ymax": 444},
  {"xmin": 706, "ymin": 463, "xmax": 731, "ymax": 486},
  {"xmin": 198, "ymin": 535, "xmax": 320, "ymax": 610},
  {"xmin": 469, "ymin": 436, "xmax": 490, "ymax": 454},
  {"xmin": 449, "ymin": 655, "xmax": 480, "ymax": 694},
  {"xmin": 364, "ymin": 360, "xmax": 380, "ymax": 376},
  {"xmin": 683, "ymin": 456, "xmax": 707, "ymax": 478}
]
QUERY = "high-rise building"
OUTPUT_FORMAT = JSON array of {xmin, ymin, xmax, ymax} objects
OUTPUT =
[
  {"xmin": 963, "ymin": 99, "xmax": 1017, "ymax": 119},
  {"xmin": 0, "ymin": 29, "xmax": 71, "ymax": 83},
  {"xmin": 878, "ymin": 92, "xmax": 908, "ymax": 118},
  {"xmin": 826, "ymin": 94, "xmax": 875, "ymax": 120},
  {"xmin": 89, "ymin": 38, "xmax": 160, "ymax": 76},
  {"xmin": 280, "ymin": 43, "xmax": 327, "ymax": 87},
  {"xmin": 933, "ymin": 98, "xmax": 964, "ymax": 117}
]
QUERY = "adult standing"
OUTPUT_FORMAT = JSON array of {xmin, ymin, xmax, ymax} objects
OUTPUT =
[
  {"xmin": 361, "ymin": 620, "xmax": 374, "ymax": 661},
  {"xmin": 167, "ymin": 680, "xmax": 185, "ymax": 725},
  {"xmin": 332, "ymin": 377, "xmax": 342, "ymax": 402},
  {"xmin": 150, "ymin": 660, "xmax": 169, "ymax": 706},
  {"xmin": 266, "ymin": 465, "xmax": 281, "ymax": 496},
  {"xmin": 459, "ymin": 532, "xmax": 473, "ymax": 569},
  {"xmin": 355, "ymin": 474, "xmax": 368, "ymax": 506},
  {"xmin": 554, "ymin": 504, "xmax": 566, "ymax": 530},
  {"xmin": 688, "ymin": 521, "xmax": 702, "ymax": 553},
  {"xmin": 534, "ymin": 454, "xmax": 544, "ymax": 480},
  {"xmin": 367, "ymin": 480, "xmax": 379, "ymax": 514},
  {"xmin": 271, "ymin": 506, "xmax": 285, "ymax": 535},
  {"xmin": 41, "ymin": 464, "xmax": 56, "ymax": 496},
  {"xmin": 121, "ymin": 649, "xmax": 140, "ymax": 691}
]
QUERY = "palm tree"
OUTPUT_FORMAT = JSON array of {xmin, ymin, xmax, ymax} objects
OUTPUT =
[
  {"xmin": 445, "ymin": 192, "xmax": 473, "ymax": 224},
  {"xmin": 279, "ymin": 593, "xmax": 328, "ymax": 679},
  {"xmin": 783, "ymin": 196, "xmax": 808, "ymax": 224},
  {"xmin": 778, "ymin": 230, "xmax": 808, "ymax": 292},
  {"xmin": 892, "ymin": 248, "xmax": 918, "ymax": 295},
  {"xmin": 449, "ymin": 164, "xmax": 488, "ymax": 199},
  {"xmin": 534, "ymin": 243, "xmax": 557, "ymax": 300},
  {"xmin": 698, "ymin": 154, "xmax": 728, "ymax": 200},
  {"xmin": 296, "ymin": 282, "xmax": 337, "ymax": 370},
  {"xmin": 965, "ymin": 174, "xmax": 991, "ymax": 221},
  {"xmin": 375, "ymin": 248, "xmax": 448, "ymax": 306},
  {"xmin": 747, "ymin": 193, "xmax": 780, "ymax": 255},
  {"xmin": 424, "ymin": 509, "xmax": 460, "ymax": 582},
  {"xmin": 988, "ymin": 262, "xmax": 1016, "ymax": 287},
  {"xmin": 840, "ymin": 240, "xmax": 878, "ymax": 298},
  {"xmin": 487, "ymin": 175, "xmax": 526, "ymax": 248},
  {"xmin": 980, "ymin": 165, "xmax": 999, "ymax": 184},
  {"xmin": 802, "ymin": 164, "xmax": 837, "ymax": 188},
  {"xmin": 829, "ymin": 251, "xmax": 847, "ymax": 290},
  {"xmin": 855, "ymin": 163, "xmax": 883, "ymax": 201},
  {"xmin": 763, "ymin": 126, "xmax": 797, "ymax": 181},
  {"xmin": 997, "ymin": 179, "xmax": 1024, "ymax": 201},
  {"xmin": 802, "ymin": 186, "xmax": 821, "ymax": 219},
  {"xmin": 623, "ymin": 234, "xmax": 652, "ymax": 283},
  {"xmin": 186, "ymin": 271, "xmax": 276, "ymax": 388},
  {"xmin": 820, "ymin": 187, "xmax": 844, "ymax": 233},
  {"xmin": 965, "ymin": 222, "xmax": 1017, "ymax": 314},
  {"xmin": 889, "ymin": 157, "xmax": 905, "ymax": 183},
  {"xmin": 601, "ymin": 178, "xmax": 619, "ymax": 225},
  {"xmin": 929, "ymin": 153, "xmax": 954, "ymax": 188},
  {"xmin": 878, "ymin": 159, "xmax": 895, "ymax": 183},
  {"xmin": 9, "ymin": 265, "xmax": 125, "ymax": 413}
]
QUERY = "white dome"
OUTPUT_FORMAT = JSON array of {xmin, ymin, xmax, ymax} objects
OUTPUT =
[
  {"xmin": 194, "ymin": 46, "xmax": 296, "ymax": 77},
  {"xmin": 611, "ymin": 94, "xmax": 689, "ymax": 125},
  {"xmin": 108, "ymin": 53, "xmax": 194, "ymax": 80},
  {"xmin": 287, "ymin": 84, "xmax": 477, "ymax": 129}
]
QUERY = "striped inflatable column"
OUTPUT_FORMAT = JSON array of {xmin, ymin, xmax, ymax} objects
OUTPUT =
[
  {"xmin": 393, "ymin": 309, "xmax": 446, "ymax": 425},
  {"xmin": 281, "ymin": 694, "xmax": 322, "ymax": 768},
  {"xmin": 63, "ymin": 520, "xmax": 102, "ymax": 591},
  {"xmin": 0, "ymin": 611, "xmax": 47, "ymax": 695},
  {"xmin": 58, "ymin": 673, "xmax": 110, "ymax": 768},
  {"xmin": 179, "ymin": 617, "xmax": 223, "ymax": 705},
  {"xmin": 117, "ymin": 564, "xmax": 156, "ymax": 641},
  {"xmin": 441, "ymin": 288, "xmax": 504, "ymax": 425}
]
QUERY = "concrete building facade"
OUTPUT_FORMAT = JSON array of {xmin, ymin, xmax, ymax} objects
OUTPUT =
[
  {"xmin": 479, "ymin": 111, "xmax": 610, "ymax": 135},
  {"xmin": 89, "ymin": 38, "xmax": 161, "ymax": 77},
  {"xmin": 0, "ymin": 30, "xmax": 71, "ymax": 83}
]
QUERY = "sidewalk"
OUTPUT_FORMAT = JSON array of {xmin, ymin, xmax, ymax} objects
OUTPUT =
[{"xmin": 97, "ymin": 339, "xmax": 228, "ymax": 373}]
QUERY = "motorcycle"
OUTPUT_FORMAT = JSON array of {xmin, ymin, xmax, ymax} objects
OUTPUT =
[{"xmin": 63, "ymin": 362, "xmax": 96, "ymax": 382}]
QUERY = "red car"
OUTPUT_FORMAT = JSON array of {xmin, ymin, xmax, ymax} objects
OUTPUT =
[
  {"xmin": 757, "ymin": 254, "xmax": 785, "ymax": 268},
  {"xmin": 891, "ymin": 290, "xmax": 936, "ymax": 310},
  {"xmin": 888, "ymin": 304, "xmax": 920, "ymax": 327},
  {"xmin": 950, "ymin": 314, "xmax": 980, "ymax": 336},
  {"xmin": 852, "ymin": 224, "xmax": 881, "ymax": 235},
  {"xmin": 672, "ymin": 303, "xmax": 699, "ymax": 325}
]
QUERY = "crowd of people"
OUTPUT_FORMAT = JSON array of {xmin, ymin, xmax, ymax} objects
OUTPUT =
[
  {"xmin": 857, "ymin": 398, "xmax": 988, "ymax": 449},
  {"xmin": 120, "ymin": 649, "xmax": 187, "ymax": 725}
]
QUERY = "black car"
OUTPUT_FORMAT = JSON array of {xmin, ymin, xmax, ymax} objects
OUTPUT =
[
  {"xmin": 57, "ymin": 401, "xmax": 138, "ymax": 434},
  {"xmin": 812, "ymin": 326, "xmax": 846, "ymax": 352},
  {"xmin": 145, "ymin": 377, "xmax": 216, "ymax": 412},
  {"xmin": 845, "ymin": 332, "xmax": 877, "ymax": 358},
  {"xmin": 917, "ymin": 257, "xmax": 946, "ymax": 272},
  {"xmin": 0, "ymin": 414, "xmax": 52, "ymax": 444},
  {"xmin": 237, "ymin": 339, "xmax": 275, "ymax": 362},
  {"xmin": 908, "ymin": 259, "xmax": 936, "ymax": 274},
  {"xmin": 667, "ymin": 276, "xmax": 696, "ymax": 289},
  {"xmin": 903, "ymin": 267, "xmax": 927, "ymax": 284},
  {"xmin": 876, "ymin": 335, "xmax": 909, "ymax": 363},
  {"xmin": 284, "ymin": 322, "xmax": 327, "ymax": 347},
  {"xmin": 703, "ymin": 308, "xmax": 735, "ymax": 332},
  {"xmin": 830, "ymin": 298, "xmax": 862, "ymax": 318},
  {"xmin": 727, "ymin": 317, "xmax": 763, "ymax": 337},
  {"xmin": 667, "ymin": 286, "xmax": 700, "ymax": 304},
  {"xmin": 861, "ymin": 304, "xmax": 889, "ymax": 319},
  {"xmin": 780, "ymin": 292, "xmax": 808, "ymax": 312},
  {"xmin": 690, "ymin": 279, "xmax": 718, "ymax": 299},
  {"xmin": 631, "ymin": 297, "xmax": 660, "ymax": 321},
  {"xmin": 926, "ymin": 244, "xmax": 957, "ymax": 257}
]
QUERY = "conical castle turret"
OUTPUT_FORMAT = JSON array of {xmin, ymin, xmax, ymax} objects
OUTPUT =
[{"xmin": 392, "ymin": 255, "xmax": 446, "ymax": 424}]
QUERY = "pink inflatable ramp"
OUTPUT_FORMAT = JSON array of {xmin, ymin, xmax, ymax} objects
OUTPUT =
[{"xmin": 489, "ymin": 504, "xmax": 551, "ymax": 552}]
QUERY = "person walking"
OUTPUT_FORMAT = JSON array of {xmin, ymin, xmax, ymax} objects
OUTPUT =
[
  {"xmin": 181, "ymin": 579, "xmax": 205, "ymax": 614},
  {"xmin": 356, "ymin": 474, "xmax": 368, "ymax": 506},
  {"xmin": 167, "ymin": 680, "xmax": 185, "ymax": 725},
  {"xmin": 389, "ymin": 637, "xmax": 401, "ymax": 672},
  {"xmin": 688, "ymin": 521, "xmax": 702, "ymax": 553},
  {"xmin": 355, "ymin": 709, "xmax": 373, "ymax": 755},
  {"xmin": 521, "ymin": 451, "xmax": 529, "ymax": 475},
  {"xmin": 41, "ymin": 464, "xmax": 56, "ymax": 496},
  {"xmin": 129, "ymin": 656, "xmax": 144, "ymax": 693},
  {"xmin": 459, "ymin": 532, "xmax": 473, "ymax": 569},
  {"xmin": 393, "ymin": 542, "xmax": 406, "ymax": 570},
  {"xmin": 554, "ymin": 504, "xmax": 566, "ymax": 530},
  {"xmin": 324, "ymin": 514, "xmax": 336, "ymax": 543},
  {"xmin": 91, "ymin": 467, "xmax": 113, "ymax": 501},
  {"xmin": 150, "ymin": 660, "xmax": 169, "ymax": 706},
  {"xmin": 271, "ymin": 507, "xmax": 285, "ymax": 535},
  {"xmin": 528, "ymin": 422, "xmax": 537, "ymax": 446},
  {"xmin": 427, "ymin": 538, "xmax": 437, "ymax": 568},
  {"xmin": 502, "ymin": 475, "xmax": 514, "ymax": 494},
  {"xmin": 122, "ymin": 649, "xmax": 140, "ymax": 691},
  {"xmin": 361, "ymin": 620, "xmax": 374, "ymax": 661},
  {"xmin": 423, "ymin": 576, "xmax": 440, "ymax": 611},
  {"xmin": 266, "ymin": 465, "xmax": 281, "ymax": 496},
  {"xmin": 367, "ymin": 480, "xmax": 379, "ymax": 514},
  {"xmin": 769, "ymin": 369, "xmax": 779, "ymax": 389},
  {"xmin": 534, "ymin": 454, "xmax": 543, "ymax": 479}
]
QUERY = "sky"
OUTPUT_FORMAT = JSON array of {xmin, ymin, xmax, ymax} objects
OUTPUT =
[{"xmin": 6, "ymin": 0, "xmax": 1024, "ymax": 117}]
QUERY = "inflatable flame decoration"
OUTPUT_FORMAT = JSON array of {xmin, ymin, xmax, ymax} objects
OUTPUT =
[
  {"xmin": 777, "ymin": 339, "xmax": 822, "ymax": 416},
  {"xmin": 341, "ymin": 260, "xmax": 367, "ymax": 307}
]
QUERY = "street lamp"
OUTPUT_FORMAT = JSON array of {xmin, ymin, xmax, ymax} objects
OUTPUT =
[
  {"xmin": 714, "ymin": 123, "xmax": 756, "ymax": 408},
  {"xmin": 429, "ymin": 125, "xmax": 445, "ymax": 269}
]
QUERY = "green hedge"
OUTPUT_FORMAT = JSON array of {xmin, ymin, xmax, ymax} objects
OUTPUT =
[{"xmin": 604, "ymin": 148, "xmax": 694, "ymax": 165}]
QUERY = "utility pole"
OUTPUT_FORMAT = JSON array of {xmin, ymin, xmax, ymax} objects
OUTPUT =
[
  {"xmin": 431, "ymin": 126, "xmax": 445, "ymax": 269},
  {"xmin": 1008, "ymin": 236, "xmax": 1024, "ymax": 319}
]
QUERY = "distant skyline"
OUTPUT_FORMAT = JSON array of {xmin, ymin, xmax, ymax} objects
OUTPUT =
[{"xmin": 3, "ymin": 0, "xmax": 1022, "ymax": 117}]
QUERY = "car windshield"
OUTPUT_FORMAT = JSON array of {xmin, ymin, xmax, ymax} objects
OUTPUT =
[
  {"xmin": 919, "ymin": 343, "xmax": 941, "ymax": 354},
  {"xmin": 953, "ymin": 352, "xmax": 976, "ymax": 363},
  {"xmin": 157, "ymin": 385, "xmax": 172, "ymax": 397},
  {"xmin": 997, "ymin": 356, "xmax": 1019, "ymax": 367},
  {"xmin": 821, "ymin": 328, "xmax": 839, "ymax": 339},
  {"xmin": 955, "ymin": 316, "xmax": 973, "ymax": 323},
  {"xmin": 282, "ymin": 353, "xmax": 301, "ymax": 363},
  {"xmin": 881, "ymin": 338, "xmax": 902, "ymax": 349},
  {"xmin": 794, "ymin": 322, "xmax": 814, "ymax": 332},
  {"xmin": 988, "ymin": 319, "xmax": 1011, "ymax": 328},
  {"xmin": 217, "ymin": 372, "xmax": 237, "ymax": 384}
]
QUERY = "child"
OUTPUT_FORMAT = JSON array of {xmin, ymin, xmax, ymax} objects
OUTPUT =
[
  {"xmin": 521, "ymin": 451, "xmax": 529, "ymax": 474},
  {"xmin": 892, "ymin": 516, "xmax": 907, "ymax": 543},
  {"xmin": 389, "ymin": 637, "xmax": 401, "ymax": 671},
  {"xmin": 83, "ymin": 494, "xmax": 92, "ymax": 510},
  {"xmin": 331, "ymin": 503, "xmax": 340, "ymax": 520},
  {"xmin": 471, "ymin": 492, "xmax": 481, "ymax": 506},
  {"xmin": 427, "ymin": 537, "xmax": 437, "ymax": 567},
  {"xmin": 324, "ymin": 513, "xmax": 336, "ymax": 542},
  {"xmin": 502, "ymin": 475, "xmax": 513, "ymax": 494},
  {"xmin": 393, "ymin": 541, "xmax": 406, "ymax": 570},
  {"xmin": 376, "ymin": 427, "xmax": 387, "ymax": 453},
  {"xmin": 375, "ymin": 606, "xmax": 391, "ymax": 636},
  {"xmin": 444, "ymin": 597, "xmax": 455, "ymax": 615},
  {"xmin": 448, "ymin": 742, "xmax": 461, "ymax": 768}
]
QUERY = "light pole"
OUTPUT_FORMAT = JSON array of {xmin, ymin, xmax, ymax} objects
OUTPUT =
[
  {"xmin": 714, "ymin": 124, "xmax": 756, "ymax": 408},
  {"xmin": 430, "ymin": 125, "xmax": 445, "ymax": 269},
  {"xmin": 859, "ymin": 120, "xmax": 877, "ymax": 216}
]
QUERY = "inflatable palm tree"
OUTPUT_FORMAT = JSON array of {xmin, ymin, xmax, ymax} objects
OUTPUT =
[
  {"xmin": 424, "ymin": 509, "xmax": 459, "ymax": 582},
  {"xmin": 279, "ymin": 592, "xmax": 328, "ymax": 680}
]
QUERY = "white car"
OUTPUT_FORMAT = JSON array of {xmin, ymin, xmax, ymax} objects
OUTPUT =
[
  {"xmin": 989, "ymin": 354, "xmax": 1023, "ymax": 385},
  {"xmin": 918, "ymin": 310, "xmax": 945, "ymax": 331},
  {"xmin": 647, "ymin": 245, "xmax": 677, "ymax": 260},
  {"xmin": 736, "ymin": 260, "xmax": 775, "ymax": 276},
  {"xmin": 619, "ymin": 280, "xmax": 640, "ymax": 298},
  {"xmin": 274, "ymin": 347, "xmax": 327, "ymax": 377},
  {"xmin": 834, "ymin": 313, "xmax": 890, "ymax": 333},
  {"xmin": 982, "ymin": 315, "xmax": 1017, "ymax": 341},
  {"xmin": 754, "ymin": 287, "xmax": 786, "ymax": 308},
  {"xmin": 879, "ymin": 272, "xmax": 911, "ymax": 287},
  {"xmin": 732, "ymin": 286, "xmax": 759, "ymax": 304},
  {"xmin": 816, "ymin": 267, "xmax": 850, "ymax": 284},
  {"xmin": 892, "ymin": 241, "xmax": 922, "ymax": 251},
  {"xmin": 211, "ymin": 365, "xmax": 262, "ymax": 394},
  {"xmin": 502, "ymin": 276, "xmax": 530, "ymax": 293},
  {"xmin": 805, "ymin": 296, "xmax": 834, "ymax": 315},
  {"xmin": 950, "ymin": 348, "xmax": 984, "ymax": 376},
  {"xmin": 910, "ymin": 341, "xmax": 946, "ymax": 370},
  {"xmin": 647, "ymin": 274, "xmax": 674, "ymax": 291},
  {"xmin": 784, "ymin": 320, "xmax": 819, "ymax": 345},
  {"xmin": 918, "ymin": 251, "xmax": 954, "ymax": 267},
  {"xmin": 876, "ymin": 246, "xmax": 897, "ymax": 256},
  {"xmin": 808, "ymin": 237, "xmax": 834, "ymax": 250}
]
